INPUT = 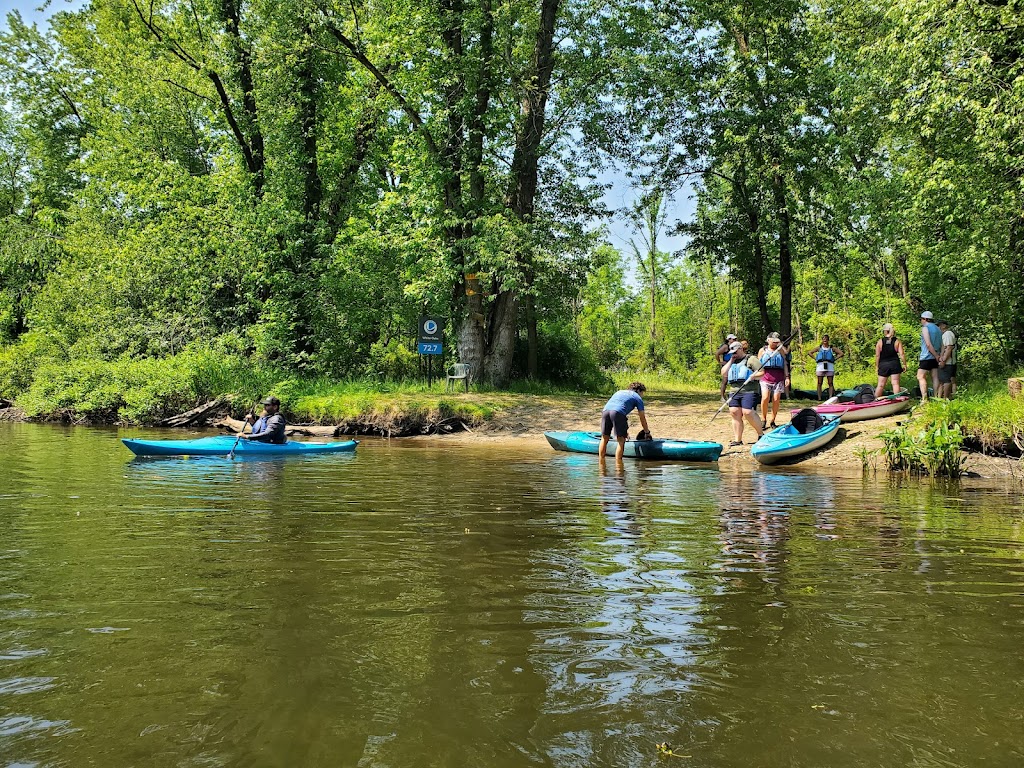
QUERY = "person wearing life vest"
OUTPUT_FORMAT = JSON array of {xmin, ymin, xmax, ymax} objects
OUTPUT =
[
  {"xmin": 242, "ymin": 396, "xmax": 287, "ymax": 444},
  {"xmin": 916, "ymin": 311, "xmax": 943, "ymax": 401},
  {"xmin": 721, "ymin": 342, "xmax": 764, "ymax": 446},
  {"xmin": 715, "ymin": 333, "xmax": 738, "ymax": 400},
  {"xmin": 808, "ymin": 334, "xmax": 844, "ymax": 400},
  {"xmin": 757, "ymin": 332, "xmax": 790, "ymax": 429},
  {"xmin": 874, "ymin": 323, "xmax": 906, "ymax": 399}
]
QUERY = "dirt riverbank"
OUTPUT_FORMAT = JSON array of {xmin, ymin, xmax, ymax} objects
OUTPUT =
[{"xmin": 453, "ymin": 391, "xmax": 1023, "ymax": 480}]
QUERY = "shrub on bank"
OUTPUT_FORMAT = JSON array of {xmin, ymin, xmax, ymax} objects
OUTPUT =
[
  {"xmin": 878, "ymin": 421, "xmax": 967, "ymax": 478},
  {"xmin": 3, "ymin": 345, "xmax": 283, "ymax": 423}
]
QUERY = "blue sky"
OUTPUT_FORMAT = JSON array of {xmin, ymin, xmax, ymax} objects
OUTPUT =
[{"xmin": 0, "ymin": 0, "xmax": 695, "ymax": 259}]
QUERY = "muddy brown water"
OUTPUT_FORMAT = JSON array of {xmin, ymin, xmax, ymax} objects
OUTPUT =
[{"xmin": 2, "ymin": 423, "xmax": 1023, "ymax": 767}]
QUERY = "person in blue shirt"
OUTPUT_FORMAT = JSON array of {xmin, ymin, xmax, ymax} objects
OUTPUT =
[
  {"xmin": 916, "ymin": 311, "xmax": 943, "ymax": 402},
  {"xmin": 598, "ymin": 382, "xmax": 652, "ymax": 461},
  {"xmin": 242, "ymin": 396, "xmax": 287, "ymax": 444}
]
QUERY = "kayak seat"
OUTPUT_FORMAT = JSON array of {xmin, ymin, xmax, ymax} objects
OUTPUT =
[
  {"xmin": 853, "ymin": 384, "xmax": 876, "ymax": 404},
  {"xmin": 791, "ymin": 408, "xmax": 825, "ymax": 434}
]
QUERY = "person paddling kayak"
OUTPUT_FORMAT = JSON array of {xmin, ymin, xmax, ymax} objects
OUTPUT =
[
  {"xmin": 598, "ymin": 382, "xmax": 652, "ymax": 462},
  {"xmin": 242, "ymin": 396, "xmax": 287, "ymax": 444}
]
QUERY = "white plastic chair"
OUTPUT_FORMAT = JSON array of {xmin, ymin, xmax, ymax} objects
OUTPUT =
[{"xmin": 446, "ymin": 363, "xmax": 471, "ymax": 392}]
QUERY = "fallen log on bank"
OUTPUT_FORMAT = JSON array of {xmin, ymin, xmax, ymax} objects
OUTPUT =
[
  {"xmin": 155, "ymin": 398, "xmax": 227, "ymax": 427},
  {"xmin": 214, "ymin": 415, "xmax": 471, "ymax": 438}
]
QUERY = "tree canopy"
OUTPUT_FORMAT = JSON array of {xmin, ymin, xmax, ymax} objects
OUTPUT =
[{"xmin": 1, "ymin": 0, "xmax": 1021, "ymax": 401}]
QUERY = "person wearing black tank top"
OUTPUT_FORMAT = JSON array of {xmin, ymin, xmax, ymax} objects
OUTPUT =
[{"xmin": 874, "ymin": 323, "xmax": 906, "ymax": 398}]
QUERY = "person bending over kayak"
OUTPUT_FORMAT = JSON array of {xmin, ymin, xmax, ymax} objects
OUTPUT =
[
  {"xmin": 598, "ymin": 382, "xmax": 651, "ymax": 462},
  {"xmin": 757, "ymin": 333, "xmax": 790, "ymax": 429},
  {"xmin": 243, "ymin": 396, "xmax": 287, "ymax": 444},
  {"xmin": 721, "ymin": 343, "xmax": 764, "ymax": 446}
]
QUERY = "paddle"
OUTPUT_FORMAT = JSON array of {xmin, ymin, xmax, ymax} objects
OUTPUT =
[
  {"xmin": 227, "ymin": 400, "xmax": 259, "ymax": 460},
  {"xmin": 711, "ymin": 327, "xmax": 800, "ymax": 423}
]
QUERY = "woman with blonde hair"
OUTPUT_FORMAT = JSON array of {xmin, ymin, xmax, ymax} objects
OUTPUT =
[{"xmin": 874, "ymin": 323, "xmax": 906, "ymax": 398}]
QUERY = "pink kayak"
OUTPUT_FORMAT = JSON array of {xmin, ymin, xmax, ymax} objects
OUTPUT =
[{"xmin": 793, "ymin": 394, "xmax": 912, "ymax": 423}]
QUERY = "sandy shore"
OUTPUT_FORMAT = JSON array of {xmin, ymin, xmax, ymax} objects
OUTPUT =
[{"xmin": 456, "ymin": 392, "xmax": 1022, "ymax": 480}]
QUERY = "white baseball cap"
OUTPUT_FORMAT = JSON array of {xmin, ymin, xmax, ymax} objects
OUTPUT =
[
  {"xmin": 726, "ymin": 333, "xmax": 737, "ymax": 340},
  {"xmin": 920, "ymin": 311, "xmax": 933, "ymax": 320},
  {"xmin": 882, "ymin": 322, "xmax": 894, "ymax": 332}
]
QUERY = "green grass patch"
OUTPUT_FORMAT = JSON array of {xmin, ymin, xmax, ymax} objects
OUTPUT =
[{"xmin": 913, "ymin": 388, "xmax": 1024, "ymax": 454}]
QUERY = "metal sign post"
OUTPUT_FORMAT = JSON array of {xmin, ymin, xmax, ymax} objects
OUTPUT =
[{"xmin": 417, "ymin": 315, "xmax": 445, "ymax": 387}]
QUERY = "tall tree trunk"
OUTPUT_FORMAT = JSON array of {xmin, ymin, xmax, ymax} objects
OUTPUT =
[
  {"xmin": 287, "ymin": 25, "xmax": 322, "ymax": 357},
  {"xmin": 487, "ymin": 0, "xmax": 560, "ymax": 386},
  {"xmin": 525, "ymin": 294, "xmax": 539, "ymax": 378},
  {"xmin": 773, "ymin": 168, "xmax": 792, "ymax": 336},
  {"xmin": 458, "ymin": 0, "xmax": 493, "ymax": 382},
  {"xmin": 219, "ymin": 0, "xmax": 265, "ymax": 197},
  {"xmin": 649, "ymin": 253, "xmax": 657, "ymax": 341},
  {"xmin": 740, "ymin": 195, "xmax": 771, "ymax": 334}
]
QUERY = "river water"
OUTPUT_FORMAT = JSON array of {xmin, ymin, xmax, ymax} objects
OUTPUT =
[{"xmin": 1, "ymin": 423, "xmax": 1023, "ymax": 767}]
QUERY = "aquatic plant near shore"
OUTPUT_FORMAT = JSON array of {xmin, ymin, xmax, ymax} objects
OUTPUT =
[{"xmin": 879, "ymin": 421, "xmax": 966, "ymax": 478}]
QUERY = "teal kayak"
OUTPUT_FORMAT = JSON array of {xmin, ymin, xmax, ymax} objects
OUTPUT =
[
  {"xmin": 545, "ymin": 431, "xmax": 723, "ymax": 462},
  {"xmin": 751, "ymin": 411, "xmax": 841, "ymax": 465},
  {"xmin": 122, "ymin": 435, "xmax": 358, "ymax": 457}
]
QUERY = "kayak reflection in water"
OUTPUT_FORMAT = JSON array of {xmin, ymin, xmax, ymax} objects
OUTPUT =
[{"xmin": 242, "ymin": 396, "xmax": 287, "ymax": 444}]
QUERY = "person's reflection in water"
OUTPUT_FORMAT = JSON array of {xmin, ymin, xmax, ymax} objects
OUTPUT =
[
  {"xmin": 598, "ymin": 461, "xmax": 661, "ymax": 541},
  {"xmin": 236, "ymin": 457, "xmax": 287, "ymax": 501},
  {"xmin": 598, "ymin": 458, "xmax": 629, "ymax": 512}
]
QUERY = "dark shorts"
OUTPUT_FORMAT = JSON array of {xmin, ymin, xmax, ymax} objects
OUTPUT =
[
  {"xmin": 878, "ymin": 361, "xmax": 903, "ymax": 377},
  {"xmin": 918, "ymin": 358, "xmax": 938, "ymax": 371},
  {"xmin": 728, "ymin": 391, "xmax": 757, "ymax": 410},
  {"xmin": 939, "ymin": 364, "xmax": 957, "ymax": 383},
  {"xmin": 600, "ymin": 409, "xmax": 629, "ymax": 438}
]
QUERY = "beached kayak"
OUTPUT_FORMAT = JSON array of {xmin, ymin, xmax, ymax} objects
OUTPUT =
[
  {"xmin": 751, "ymin": 410, "xmax": 841, "ymax": 464},
  {"xmin": 794, "ymin": 393, "xmax": 912, "ymax": 423},
  {"xmin": 122, "ymin": 435, "xmax": 358, "ymax": 457},
  {"xmin": 544, "ymin": 431, "xmax": 723, "ymax": 462}
]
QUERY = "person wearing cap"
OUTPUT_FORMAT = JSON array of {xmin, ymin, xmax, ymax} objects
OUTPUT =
[
  {"xmin": 874, "ymin": 323, "xmax": 906, "ymax": 399},
  {"xmin": 715, "ymin": 333, "xmax": 739, "ymax": 400},
  {"xmin": 808, "ymin": 334, "xmax": 844, "ymax": 400},
  {"xmin": 757, "ymin": 332, "xmax": 790, "ymax": 429},
  {"xmin": 937, "ymin": 319, "xmax": 957, "ymax": 399},
  {"xmin": 721, "ymin": 343, "xmax": 764, "ymax": 446},
  {"xmin": 243, "ymin": 396, "xmax": 287, "ymax": 444},
  {"xmin": 917, "ymin": 311, "xmax": 943, "ymax": 401}
]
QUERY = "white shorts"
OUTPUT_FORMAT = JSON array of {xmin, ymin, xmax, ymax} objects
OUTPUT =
[{"xmin": 816, "ymin": 362, "xmax": 834, "ymax": 376}]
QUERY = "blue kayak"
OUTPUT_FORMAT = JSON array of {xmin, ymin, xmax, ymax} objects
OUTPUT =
[
  {"xmin": 750, "ymin": 410, "xmax": 840, "ymax": 465},
  {"xmin": 545, "ymin": 431, "xmax": 723, "ymax": 462},
  {"xmin": 122, "ymin": 435, "xmax": 358, "ymax": 457}
]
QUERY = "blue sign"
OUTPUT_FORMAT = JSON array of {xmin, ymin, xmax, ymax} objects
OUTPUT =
[{"xmin": 418, "ymin": 342, "xmax": 443, "ymax": 355}]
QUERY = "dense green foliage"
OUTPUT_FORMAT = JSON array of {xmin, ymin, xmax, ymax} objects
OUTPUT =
[{"xmin": 1, "ymin": 0, "xmax": 1022, "ymax": 420}]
